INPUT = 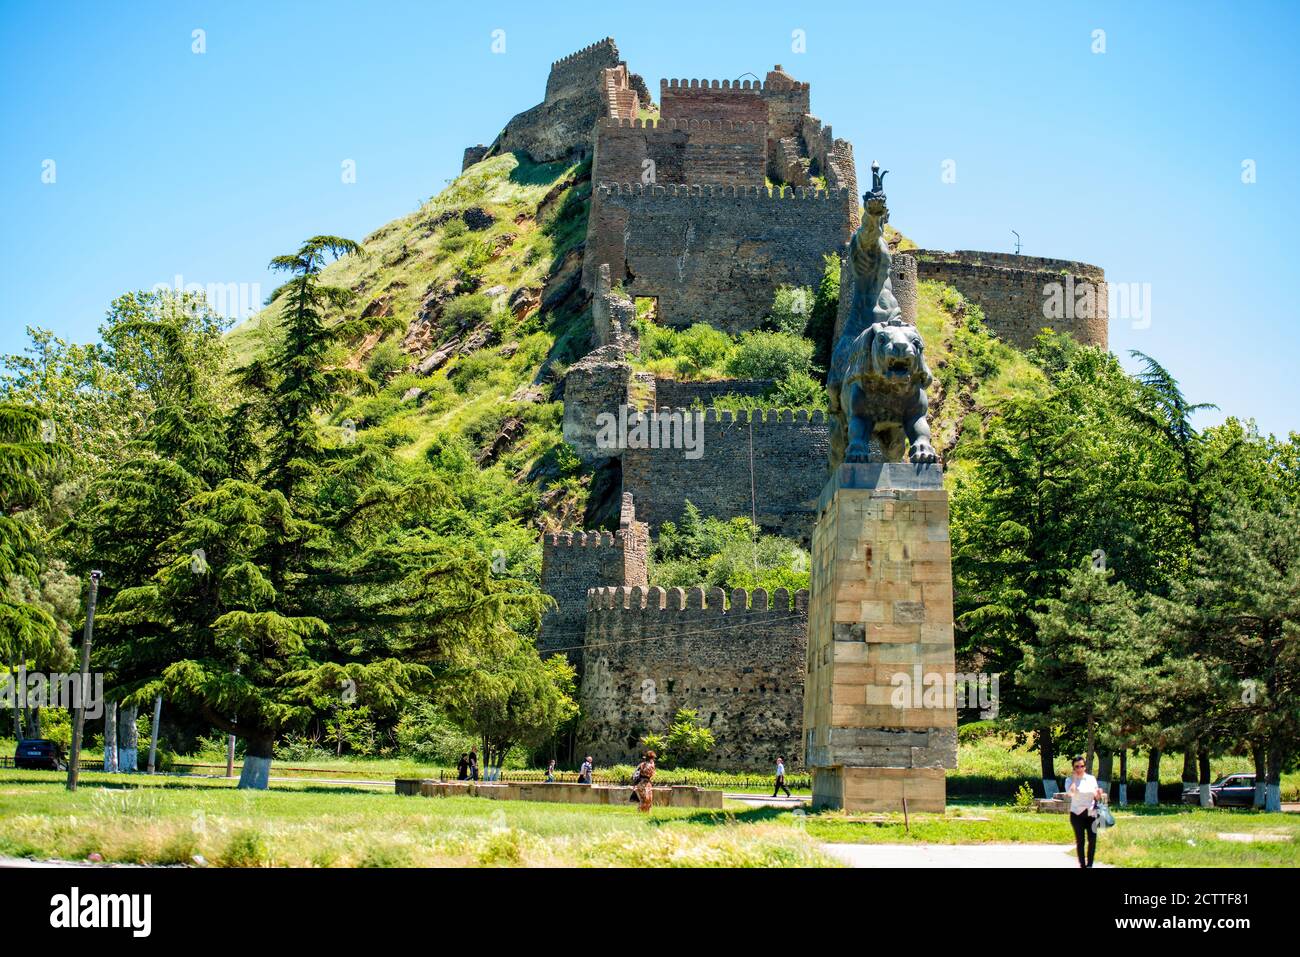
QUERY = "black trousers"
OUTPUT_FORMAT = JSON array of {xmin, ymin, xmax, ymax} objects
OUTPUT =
[
  {"xmin": 773, "ymin": 775, "xmax": 791, "ymax": 797},
  {"xmin": 1070, "ymin": 810, "xmax": 1097, "ymax": 867}
]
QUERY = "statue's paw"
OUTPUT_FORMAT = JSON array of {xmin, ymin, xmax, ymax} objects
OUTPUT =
[
  {"xmin": 909, "ymin": 442, "xmax": 939, "ymax": 465},
  {"xmin": 844, "ymin": 442, "xmax": 873, "ymax": 463}
]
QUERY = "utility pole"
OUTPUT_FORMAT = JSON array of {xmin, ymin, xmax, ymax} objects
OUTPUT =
[
  {"xmin": 1011, "ymin": 229, "xmax": 1022, "ymax": 255},
  {"xmin": 66, "ymin": 569, "xmax": 102, "ymax": 791}
]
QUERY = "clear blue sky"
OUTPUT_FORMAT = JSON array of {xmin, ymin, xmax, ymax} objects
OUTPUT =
[{"xmin": 3, "ymin": 1, "xmax": 1297, "ymax": 435}]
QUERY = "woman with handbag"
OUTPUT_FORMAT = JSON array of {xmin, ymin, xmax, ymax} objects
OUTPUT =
[{"xmin": 1064, "ymin": 755, "xmax": 1107, "ymax": 867}]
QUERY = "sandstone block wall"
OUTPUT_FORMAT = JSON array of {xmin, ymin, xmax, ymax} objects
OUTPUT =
[
  {"xmin": 620, "ymin": 408, "xmax": 830, "ymax": 543},
  {"xmin": 580, "ymin": 585, "xmax": 808, "ymax": 768},
  {"xmin": 652, "ymin": 377, "xmax": 773, "ymax": 409},
  {"xmin": 912, "ymin": 249, "xmax": 1108, "ymax": 349},
  {"xmin": 659, "ymin": 77, "xmax": 770, "ymax": 127},
  {"xmin": 591, "ymin": 117, "xmax": 767, "ymax": 189},
  {"xmin": 561, "ymin": 346, "xmax": 655, "ymax": 464},
  {"xmin": 804, "ymin": 466, "xmax": 957, "ymax": 812},
  {"xmin": 585, "ymin": 183, "xmax": 854, "ymax": 333}
]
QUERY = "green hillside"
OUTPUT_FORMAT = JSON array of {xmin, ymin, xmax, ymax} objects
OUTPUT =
[{"xmin": 226, "ymin": 151, "xmax": 1044, "ymax": 557}]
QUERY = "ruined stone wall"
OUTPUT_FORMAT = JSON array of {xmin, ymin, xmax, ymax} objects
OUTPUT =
[
  {"xmin": 586, "ymin": 183, "xmax": 854, "ymax": 333},
  {"xmin": 462, "ymin": 145, "xmax": 489, "ymax": 171},
  {"xmin": 561, "ymin": 346, "xmax": 655, "ymax": 464},
  {"xmin": 492, "ymin": 38, "xmax": 622, "ymax": 162},
  {"xmin": 761, "ymin": 68, "xmax": 811, "ymax": 145},
  {"xmin": 652, "ymin": 377, "xmax": 773, "ymax": 409},
  {"xmin": 600, "ymin": 65, "xmax": 639, "ymax": 120},
  {"xmin": 539, "ymin": 499, "xmax": 649, "ymax": 668},
  {"xmin": 580, "ymin": 585, "xmax": 808, "ymax": 769},
  {"xmin": 912, "ymin": 249, "xmax": 1108, "ymax": 350},
  {"xmin": 621, "ymin": 408, "xmax": 830, "ymax": 543}
]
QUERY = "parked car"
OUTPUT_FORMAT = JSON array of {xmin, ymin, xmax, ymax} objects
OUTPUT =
[
  {"xmin": 13, "ymin": 738, "xmax": 67, "ymax": 771},
  {"xmin": 1182, "ymin": 772, "xmax": 1256, "ymax": 807}
]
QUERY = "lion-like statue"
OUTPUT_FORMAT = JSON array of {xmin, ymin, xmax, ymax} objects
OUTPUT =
[{"xmin": 827, "ymin": 163, "xmax": 938, "ymax": 468}]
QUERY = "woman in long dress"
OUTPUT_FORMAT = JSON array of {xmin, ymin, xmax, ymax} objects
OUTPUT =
[{"xmin": 635, "ymin": 750, "xmax": 656, "ymax": 812}]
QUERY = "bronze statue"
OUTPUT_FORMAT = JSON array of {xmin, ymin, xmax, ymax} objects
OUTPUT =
[{"xmin": 827, "ymin": 162, "xmax": 938, "ymax": 467}]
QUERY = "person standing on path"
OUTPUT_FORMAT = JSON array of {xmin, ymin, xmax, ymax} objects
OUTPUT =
[
  {"xmin": 469, "ymin": 749, "xmax": 479, "ymax": 782},
  {"xmin": 578, "ymin": 755, "xmax": 593, "ymax": 785},
  {"xmin": 634, "ymin": 750, "xmax": 656, "ymax": 812},
  {"xmin": 456, "ymin": 752, "xmax": 469, "ymax": 781},
  {"xmin": 1065, "ymin": 755, "xmax": 1105, "ymax": 868},
  {"xmin": 773, "ymin": 756, "xmax": 792, "ymax": 797}
]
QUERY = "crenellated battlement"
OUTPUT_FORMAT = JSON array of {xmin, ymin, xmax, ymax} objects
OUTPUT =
[
  {"xmin": 551, "ymin": 37, "xmax": 619, "ymax": 69},
  {"xmin": 595, "ymin": 182, "xmax": 849, "ymax": 202},
  {"xmin": 587, "ymin": 585, "xmax": 809, "ymax": 613},
  {"xmin": 662, "ymin": 77, "xmax": 766, "ymax": 92},
  {"xmin": 543, "ymin": 528, "xmax": 640, "ymax": 549},
  {"xmin": 596, "ymin": 116, "xmax": 763, "ymax": 133}
]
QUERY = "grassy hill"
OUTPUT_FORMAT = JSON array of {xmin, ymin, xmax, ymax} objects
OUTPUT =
[{"xmin": 226, "ymin": 152, "xmax": 1048, "ymax": 563}]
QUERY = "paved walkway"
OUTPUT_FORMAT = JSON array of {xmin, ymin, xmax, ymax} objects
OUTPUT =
[{"xmin": 821, "ymin": 842, "xmax": 1110, "ymax": 868}]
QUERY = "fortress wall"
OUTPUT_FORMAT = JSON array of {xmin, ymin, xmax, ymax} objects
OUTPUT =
[
  {"xmin": 652, "ymin": 377, "xmax": 773, "ymax": 409},
  {"xmin": 620, "ymin": 408, "xmax": 831, "ymax": 543},
  {"xmin": 494, "ymin": 38, "xmax": 622, "ymax": 162},
  {"xmin": 539, "ymin": 515, "xmax": 649, "ymax": 669},
  {"xmin": 659, "ymin": 77, "xmax": 769, "ymax": 127},
  {"xmin": 912, "ymin": 249, "xmax": 1108, "ymax": 349},
  {"xmin": 591, "ymin": 117, "xmax": 767, "ymax": 189},
  {"xmin": 586, "ymin": 183, "xmax": 854, "ymax": 332},
  {"xmin": 579, "ymin": 585, "xmax": 809, "ymax": 768}
]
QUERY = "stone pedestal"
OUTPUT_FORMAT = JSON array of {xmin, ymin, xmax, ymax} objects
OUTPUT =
[{"xmin": 803, "ymin": 463, "xmax": 957, "ymax": 812}]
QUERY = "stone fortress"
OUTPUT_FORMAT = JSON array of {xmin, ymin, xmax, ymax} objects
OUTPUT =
[{"xmin": 464, "ymin": 38, "xmax": 1109, "ymax": 770}]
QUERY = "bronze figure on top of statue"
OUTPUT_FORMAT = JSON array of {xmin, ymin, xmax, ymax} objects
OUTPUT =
[{"xmin": 827, "ymin": 161, "xmax": 939, "ymax": 469}]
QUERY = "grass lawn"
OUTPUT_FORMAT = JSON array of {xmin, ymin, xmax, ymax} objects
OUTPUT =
[{"xmin": 0, "ymin": 769, "xmax": 1295, "ymax": 867}]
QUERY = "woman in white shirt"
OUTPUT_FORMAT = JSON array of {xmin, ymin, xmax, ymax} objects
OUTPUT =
[{"xmin": 1065, "ymin": 755, "xmax": 1106, "ymax": 867}]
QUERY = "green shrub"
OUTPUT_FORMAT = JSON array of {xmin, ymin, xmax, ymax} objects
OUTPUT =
[
  {"xmin": 767, "ymin": 284, "xmax": 814, "ymax": 336},
  {"xmin": 636, "ymin": 321, "xmax": 734, "ymax": 379},
  {"xmin": 725, "ymin": 330, "xmax": 815, "ymax": 381},
  {"xmin": 365, "ymin": 339, "xmax": 406, "ymax": 384},
  {"xmin": 443, "ymin": 293, "xmax": 493, "ymax": 330},
  {"xmin": 770, "ymin": 370, "xmax": 825, "ymax": 409},
  {"xmin": 1011, "ymin": 782, "xmax": 1035, "ymax": 811},
  {"xmin": 218, "ymin": 828, "xmax": 269, "ymax": 867}
]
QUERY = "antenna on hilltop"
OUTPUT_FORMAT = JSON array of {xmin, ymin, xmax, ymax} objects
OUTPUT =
[{"xmin": 1011, "ymin": 229, "xmax": 1021, "ymax": 255}]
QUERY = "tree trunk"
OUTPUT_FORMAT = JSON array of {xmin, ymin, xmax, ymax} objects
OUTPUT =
[
  {"xmin": 1197, "ymin": 747, "xmax": 1212, "ymax": 808},
  {"xmin": 1145, "ymin": 749, "xmax": 1161, "ymax": 805},
  {"xmin": 102, "ymin": 699, "xmax": 118, "ymax": 773},
  {"xmin": 1118, "ymin": 749, "xmax": 1128, "ymax": 806},
  {"xmin": 146, "ymin": 694, "xmax": 162, "ymax": 774},
  {"xmin": 1097, "ymin": 748, "xmax": 1113, "ymax": 799},
  {"xmin": 25, "ymin": 706, "xmax": 41, "ymax": 739},
  {"xmin": 117, "ymin": 704, "xmax": 139, "ymax": 771},
  {"xmin": 1251, "ymin": 740, "xmax": 1267, "ymax": 809},
  {"xmin": 1182, "ymin": 749, "xmax": 1196, "ymax": 797},
  {"xmin": 1085, "ymin": 717, "xmax": 1096, "ymax": 774},
  {"xmin": 7, "ymin": 659, "xmax": 20, "ymax": 741},
  {"xmin": 238, "ymin": 733, "xmax": 275, "ymax": 790},
  {"xmin": 1264, "ymin": 747, "xmax": 1282, "ymax": 813},
  {"xmin": 1038, "ymin": 727, "xmax": 1058, "ymax": 797}
]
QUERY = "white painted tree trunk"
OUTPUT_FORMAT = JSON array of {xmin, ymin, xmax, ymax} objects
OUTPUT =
[
  {"xmin": 146, "ymin": 694, "xmax": 162, "ymax": 773},
  {"xmin": 1265, "ymin": 783, "xmax": 1281, "ymax": 812},
  {"xmin": 102, "ymin": 700, "xmax": 118, "ymax": 773},
  {"xmin": 238, "ymin": 755, "xmax": 272, "ymax": 790},
  {"xmin": 1042, "ymin": 778, "xmax": 1059, "ymax": 798},
  {"xmin": 1145, "ymin": 781, "xmax": 1159, "ymax": 805},
  {"xmin": 1254, "ymin": 782, "xmax": 1268, "ymax": 809},
  {"xmin": 117, "ymin": 704, "xmax": 139, "ymax": 771},
  {"xmin": 1199, "ymin": 783, "xmax": 1212, "ymax": 807}
]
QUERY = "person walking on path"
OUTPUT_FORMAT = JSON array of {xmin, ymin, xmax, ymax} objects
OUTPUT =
[
  {"xmin": 578, "ymin": 756, "xmax": 593, "ymax": 785},
  {"xmin": 634, "ymin": 750, "xmax": 656, "ymax": 812},
  {"xmin": 545, "ymin": 759, "xmax": 556, "ymax": 783},
  {"xmin": 772, "ymin": 756, "xmax": 792, "ymax": 797},
  {"xmin": 468, "ymin": 749, "xmax": 479, "ymax": 782},
  {"xmin": 1065, "ymin": 755, "xmax": 1106, "ymax": 868},
  {"xmin": 456, "ymin": 752, "xmax": 469, "ymax": 781}
]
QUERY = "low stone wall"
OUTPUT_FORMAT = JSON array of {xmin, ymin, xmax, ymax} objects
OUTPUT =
[{"xmin": 395, "ymin": 778, "xmax": 723, "ymax": 809}]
